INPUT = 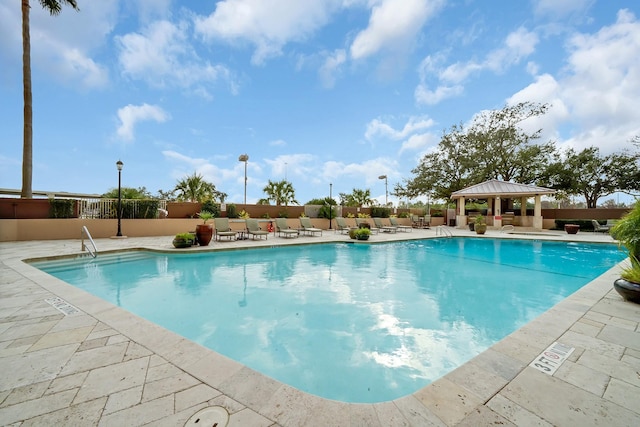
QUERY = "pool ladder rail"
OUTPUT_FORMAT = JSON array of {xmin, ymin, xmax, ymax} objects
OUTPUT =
[
  {"xmin": 435, "ymin": 225, "xmax": 453, "ymax": 237},
  {"xmin": 81, "ymin": 226, "xmax": 97, "ymax": 258}
]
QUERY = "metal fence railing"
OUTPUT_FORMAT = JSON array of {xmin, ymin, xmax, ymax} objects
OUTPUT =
[{"xmin": 78, "ymin": 199, "xmax": 167, "ymax": 219}]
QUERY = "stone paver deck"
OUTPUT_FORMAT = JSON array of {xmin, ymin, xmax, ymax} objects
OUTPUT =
[{"xmin": 1, "ymin": 228, "xmax": 638, "ymax": 426}]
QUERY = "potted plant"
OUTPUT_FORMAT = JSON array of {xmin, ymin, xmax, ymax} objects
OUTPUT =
[
  {"xmin": 474, "ymin": 215, "xmax": 487, "ymax": 235},
  {"xmin": 611, "ymin": 203, "xmax": 640, "ymax": 303},
  {"xmin": 196, "ymin": 211, "xmax": 214, "ymax": 246},
  {"xmin": 353, "ymin": 228, "xmax": 371, "ymax": 241},
  {"xmin": 172, "ymin": 232, "xmax": 195, "ymax": 248}
]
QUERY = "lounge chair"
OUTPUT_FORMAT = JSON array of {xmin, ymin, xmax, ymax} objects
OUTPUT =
[
  {"xmin": 389, "ymin": 217, "xmax": 412, "ymax": 232},
  {"xmin": 298, "ymin": 217, "xmax": 323, "ymax": 236},
  {"xmin": 502, "ymin": 212, "xmax": 515, "ymax": 226},
  {"xmin": 373, "ymin": 217, "xmax": 397, "ymax": 233},
  {"xmin": 335, "ymin": 217, "xmax": 353, "ymax": 234},
  {"xmin": 246, "ymin": 218, "xmax": 269, "ymax": 240},
  {"xmin": 591, "ymin": 220, "xmax": 610, "ymax": 233},
  {"xmin": 214, "ymin": 218, "xmax": 238, "ymax": 241},
  {"xmin": 411, "ymin": 215, "xmax": 421, "ymax": 228},
  {"xmin": 355, "ymin": 218, "xmax": 379, "ymax": 234},
  {"xmin": 275, "ymin": 218, "xmax": 299, "ymax": 238}
]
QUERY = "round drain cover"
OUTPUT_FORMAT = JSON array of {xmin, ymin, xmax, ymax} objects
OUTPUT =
[{"xmin": 184, "ymin": 406, "xmax": 229, "ymax": 427}]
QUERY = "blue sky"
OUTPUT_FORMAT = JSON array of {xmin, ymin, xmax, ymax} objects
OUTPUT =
[{"xmin": 1, "ymin": 0, "xmax": 639, "ymax": 206}]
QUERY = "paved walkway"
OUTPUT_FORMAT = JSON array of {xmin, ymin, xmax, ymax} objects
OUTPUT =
[{"xmin": 1, "ymin": 228, "xmax": 638, "ymax": 426}]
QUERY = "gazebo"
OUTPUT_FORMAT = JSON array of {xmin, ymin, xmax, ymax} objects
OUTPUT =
[{"xmin": 451, "ymin": 179, "xmax": 556, "ymax": 230}]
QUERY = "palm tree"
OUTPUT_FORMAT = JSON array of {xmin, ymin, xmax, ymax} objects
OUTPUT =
[
  {"xmin": 262, "ymin": 179, "xmax": 299, "ymax": 206},
  {"xmin": 21, "ymin": 0, "xmax": 79, "ymax": 198},
  {"xmin": 340, "ymin": 188, "xmax": 374, "ymax": 207},
  {"xmin": 173, "ymin": 172, "xmax": 217, "ymax": 203}
]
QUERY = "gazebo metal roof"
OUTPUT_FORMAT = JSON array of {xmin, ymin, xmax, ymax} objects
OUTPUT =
[{"xmin": 450, "ymin": 179, "xmax": 556, "ymax": 199}]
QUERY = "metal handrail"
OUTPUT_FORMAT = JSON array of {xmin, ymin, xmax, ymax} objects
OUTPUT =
[
  {"xmin": 81, "ymin": 226, "xmax": 97, "ymax": 258},
  {"xmin": 436, "ymin": 225, "xmax": 453, "ymax": 237}
]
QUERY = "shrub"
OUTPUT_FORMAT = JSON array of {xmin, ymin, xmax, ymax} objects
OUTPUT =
[
  {"xmin": 201, "ymin": 200, "xmax": 220, "ymax": 218},
  {"xmin": 318, "ymin": 205, "xmax": 337, "ymax": 219},
  {"xmin": 353, "ymin": 227, "xmax": 371, "ymax": 239},
  {"xmin": 49, "ymin": 199, "xmax": 75, "ymax": 218},
  {"xmin": 227, "ymin": 204, "xmax": 238, "ymax": 218},
  {"xmin": 371, "ymin": 207, "xmax": 391, "ymax": 218}
]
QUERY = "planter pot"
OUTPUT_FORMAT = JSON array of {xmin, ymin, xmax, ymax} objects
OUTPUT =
[
  {"xmin": 564, "ymin": 224, "xmax": 580, "ymax": 234},
  {"xmin": 613, "ymin": 278, "xmax": 640, "ymax": 303},
  {"xmin": 468, "ymin": 223, "xmax": 475, "ymax": 231},
  {"xmin": 196, "ymin": 224, "xmax": 213, "ymax": 246},
  {"xmin": 172, "ymin": 238, "xmax": 192, "ymax": 248},
  {"xmin": 475, "ymin": 224, "xmax": 487, "ymax": 235},
  {"xmin": 356, "ymin": 234, "xmax": 370, "ymax": 241}
]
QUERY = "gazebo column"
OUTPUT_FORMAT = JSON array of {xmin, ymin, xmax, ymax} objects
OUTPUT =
[
  {"xmin": 533, "ymin": 195, "xmax": 542, "ymax": 229},
  {"xmin": 520, "ymin": 196, "xmax": 527, "ymax": 226},
  {"xmin": 493, "ymin": 196, "xmax": 501, "ymax": 228},
  {"xmin": 457, "ymin": 196, "xmax": 466, "ymax": 227}
]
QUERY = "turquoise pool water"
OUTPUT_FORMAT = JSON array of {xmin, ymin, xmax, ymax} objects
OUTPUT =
[{"xmin": 32, "ymin": 238, "xmax": 623, "ymax": 403}]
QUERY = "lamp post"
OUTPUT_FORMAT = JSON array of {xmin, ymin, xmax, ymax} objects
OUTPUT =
[
  {"xmin": 378, "ymin": 175, "xmax": 388, "ymax": 206},
  {"xmin": 238, "ymin": 154, "xmax": 249, "ymax": 204},
  {"xmin": 116, "ymin": 160, "xmax": 123, "ymax": 237},
  {"xmin": 329, "ymin": 183, "xmax": 333, "ymax": 229}
]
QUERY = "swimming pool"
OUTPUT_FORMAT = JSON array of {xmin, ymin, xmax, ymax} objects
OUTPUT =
[{"xmin": 32, "ymin": 238, "xmax": 623, "ymax": 403}]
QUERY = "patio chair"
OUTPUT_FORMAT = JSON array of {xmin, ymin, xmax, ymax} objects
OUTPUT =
[
  {"xmin": 355, "ymin": 218, "xmax": 379, "ymax": 234},
  {"xmin": 411, "ymin": 215, "xmax": 421, "ymax": 228},
  {"xmin": 298, "ymin": 217, "xmax": 323, "ymax": 236},
  {"xmin": 275, "ymin": 218, "xmax": 299, "ymax": 238},
  {"xmin": 335, "ymin": 217, "xmax": 353, "ymax": 234},
  {"xmin": 373, "ymin": 217, "xmax": 397, "ymax": 233},
  {"xmin": 214, "ymin": 218, "xmax": 238, "ymax": 241},
  {"xmin": 389, "ymin": 217, "xmax": 412, "ymax": 232},
  {"xmin": 246, "ymin": 218, "xmax": 269, "ymax": 240},
  {"xmin": 591, "ymin": 220, "xmax": 610, "ymax": 233}
]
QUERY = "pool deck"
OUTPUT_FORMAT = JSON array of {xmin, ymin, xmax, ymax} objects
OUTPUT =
[{"xmin": 1, "ymin": 228, "xmax": 639, "ymax": 426}]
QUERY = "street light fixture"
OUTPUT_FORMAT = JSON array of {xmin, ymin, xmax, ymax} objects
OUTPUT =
[
  {"xmin": 378, "ymin": 175, "xmax": 388, "ymax": 206},
  {"xmin": 116, "ymin": 160, "xmax": 123, "ymax": 237},
  {"xmin": 329, "ymin": 183, "xmax": 333, "ymax": 229},
  {"xmin": 238, "ymin": 154, "xmax": 249, "ymax": 204}
]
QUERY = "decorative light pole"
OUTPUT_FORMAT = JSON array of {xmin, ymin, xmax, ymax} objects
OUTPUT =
[
  {"xmin": 238, "ymin": 154, "xmax": 249, "ymax": 204},
  {"xmin": 116, "ymin": 160, "xmax": 123, "ymax": 237},
  {"xmin": 378, "ymin": 175, "xmax": 388, "ymax": 206},
  {"xmin": 329, "ymin": 183, "xmax": 333, "ymax": 230}
]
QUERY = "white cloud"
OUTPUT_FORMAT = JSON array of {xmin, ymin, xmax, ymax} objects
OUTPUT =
[
  {"xmin": 414, "ymin": 84, "xmax": 464, "ymax": 105},
  {"xmin": 0, "ymin": 0, "xmax": 115, "ymax": 89},
  {"xmin": 507, "ymin": 10, "xmax": 640, "ymax": 154},
  {"xmin": 194, "ymin": 0, "xmax": 341, "ymax": 65},
  {"xmin": 416, "ymin": 27, "xmax": 539, "ymax": 105},
  {"xmin": 399, "ymin": 132, "xmax": 438, "ymax": 154},
  {"xmin": 319, "ymin": 49, "xmax": 347, "ymax": 88},
  {"xmin": 116, "ymin": 20, "xmax": 232, "ymax": 98},
  {"xmin": 264, "ymin": 154, "xmax": 315, "ymax": 179},
  {"xmin": 350, "ymin": 0, "xmax": 443, "ymax": 60},
  {"xmin": 365, "ymin": 115, "xmax": 437, "ymax": 156},
  {"xmin": 116, "ymin": 104, "xmax": 170, "ymax": 141},
  {"xmin": 365, "ymin": 115, "xmax": 435, "ymax": 141},
  {"xmin": 533, "ymin": 0, "xmax": 594, "ymax": 19}
]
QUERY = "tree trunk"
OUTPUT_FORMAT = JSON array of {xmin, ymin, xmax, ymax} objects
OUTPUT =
[{"xmin": 21, "ymin": 0, "xmax": 33, "ymax": 198}]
